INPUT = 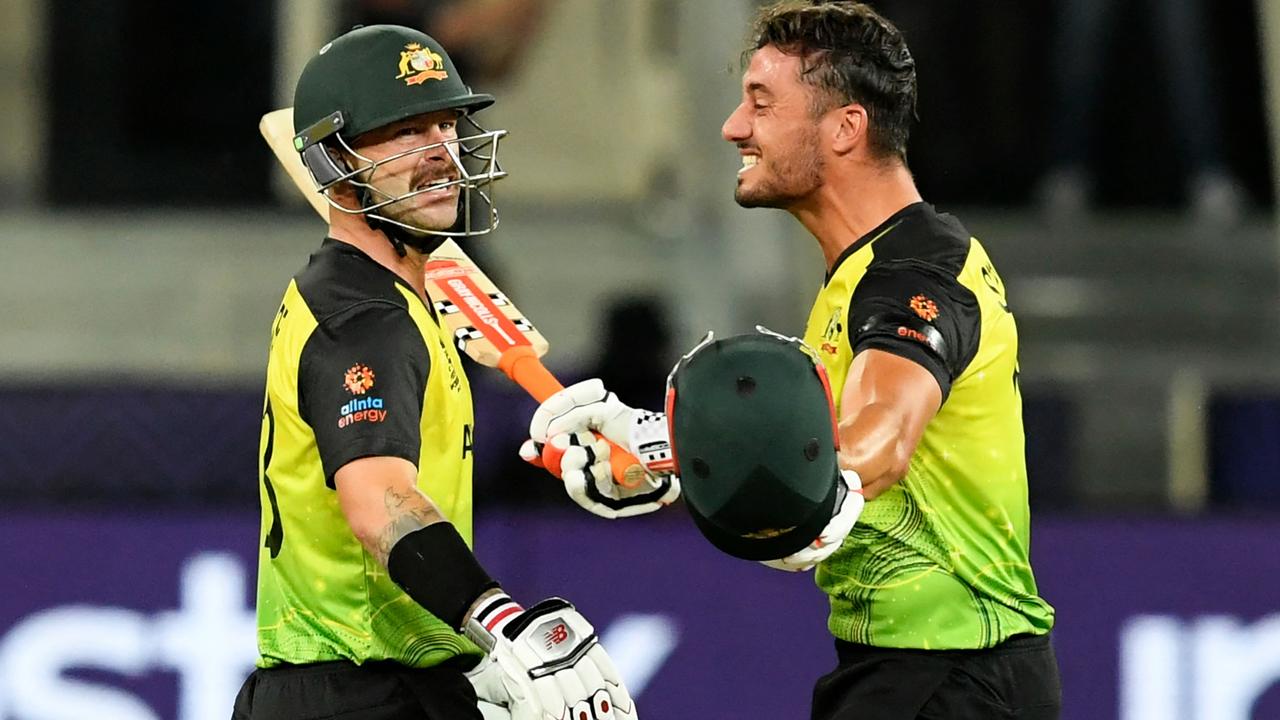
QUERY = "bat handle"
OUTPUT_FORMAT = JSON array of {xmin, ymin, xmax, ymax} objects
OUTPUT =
[{"xmin": 498, "ymin": 346, "xmax": 648, "ymax": 489}]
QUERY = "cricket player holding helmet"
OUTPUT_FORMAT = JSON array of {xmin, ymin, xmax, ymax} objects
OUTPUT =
[
  {"xmin": 525, "ymin": 2, "xmax": 1061, "ymax": 717},
  {"xmin": 664, "ymin": 330, "xmax": 865, "ymax": 570},
  {"xmin": 235, "ymin": 25, "xmax": 635, "ymax": 720}
]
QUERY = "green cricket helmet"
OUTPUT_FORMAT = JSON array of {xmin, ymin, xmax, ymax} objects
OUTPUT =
[
  {"xmin": 665, "ymin": 328, "xmax": 844, "ymax": 561},
  {"xmin": 292, "ymin": 25, "xmax": 506, "ymax": 238}
]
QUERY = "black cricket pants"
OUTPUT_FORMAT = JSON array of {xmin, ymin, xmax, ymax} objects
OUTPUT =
[
  {"xmin": 811, "ymin": 633, "xmax": 1062, "ymax": 720},
  {"xmin": 231, "ymin": 658, "xmax": 483, "ymax": 720}
]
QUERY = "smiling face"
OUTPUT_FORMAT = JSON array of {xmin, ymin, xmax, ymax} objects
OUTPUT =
[
  {"xmin": 721, "ymin": 45, "xmax": 828, "ymax": 210},
  {"xmin": 348, "ymin": 109, "xmax": 465, "ymax": 233}
]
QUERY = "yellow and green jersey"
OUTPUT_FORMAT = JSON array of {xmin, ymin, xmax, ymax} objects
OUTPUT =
[
  {"xmin": 255, "ymin": 238, "xmax": 481, "ymax": 669},
  {"xmin": 803, "ymin": 202, "xmax": 1054, "ymax": 650}
]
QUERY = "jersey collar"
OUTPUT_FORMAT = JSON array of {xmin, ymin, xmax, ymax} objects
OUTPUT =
[
  {"xmin": 824, "ymin": 201, "xmax": 931, "ymax": 284},
  {"xmin": 319, "ymin": 237, "xmax": 439, "ymax": 321}
]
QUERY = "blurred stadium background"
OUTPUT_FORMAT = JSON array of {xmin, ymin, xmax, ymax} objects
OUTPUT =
[{"xmin": 0, "ymin": 1, "xmax": 1278, "ymax": 718}]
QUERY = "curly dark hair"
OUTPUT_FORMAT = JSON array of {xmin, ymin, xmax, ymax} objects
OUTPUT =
[{"xmin": 747, "ymin": 1, "xmax": 917, "ymax": 161}]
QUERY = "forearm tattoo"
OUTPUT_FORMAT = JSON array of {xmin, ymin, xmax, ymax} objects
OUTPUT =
[{"xmin": 373, "ymin": 486, "xmax": 443, "ymax": 565}]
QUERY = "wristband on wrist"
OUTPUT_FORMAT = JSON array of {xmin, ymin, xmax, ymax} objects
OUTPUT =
[
  {"xmin": 386, "ymin": 522, "xmax": 498, "ymax": 630},
  {"xmin": 462, "ymin": 589, "xmax": 524, "ymax": 653}
]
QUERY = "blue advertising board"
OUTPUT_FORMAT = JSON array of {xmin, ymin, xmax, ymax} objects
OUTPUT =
[{"xmin": 0, "ymin": 512, "xmax": 1276, "ymax": 720}]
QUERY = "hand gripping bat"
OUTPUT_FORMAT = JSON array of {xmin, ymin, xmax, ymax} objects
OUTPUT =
[{"xmin": 259, "ymin": 108, "xmax": 646, "ymax": 488}]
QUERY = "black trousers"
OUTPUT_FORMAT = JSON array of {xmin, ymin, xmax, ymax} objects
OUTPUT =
[
  {"xmin": 811, "ymin": 633, "xmax": 1061, "ymax": 720},
  {"xmin": 231, "ymin": 659, "xmax": 482, "ymax": 720}
]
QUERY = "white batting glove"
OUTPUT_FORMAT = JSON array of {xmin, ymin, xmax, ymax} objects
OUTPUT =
[
  {"xmin": 759, "ymin": 470, "xmax": 865, "ymax": 572},
  {"xmin": 522, "ymin": 432, "xmax": 681, "ymax": 519},
  {"xmin": 465, "ymin": 656, "xmax": 514, "ymax": 719},
  {"xmin": 478, "ymin": 701, "xmax": 513, "ymax": 720},
  {"xmin": 464, "ymin": 592, "xmax": 637, "ymax": 720},
  {"xmin": 529, "ymin": 379, "xmax": 635, "ymax": 447},
  {"xmin": 521, "ymin": 379, "xmax": 679, "ymax": 519}
]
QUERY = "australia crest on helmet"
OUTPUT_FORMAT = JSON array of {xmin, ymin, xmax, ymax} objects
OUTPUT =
[{"xmin": 397, "ymin": 43, "xmax": 449, "ymax": 85}]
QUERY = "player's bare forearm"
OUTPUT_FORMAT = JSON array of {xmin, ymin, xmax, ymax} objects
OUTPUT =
[
  {"xmin": 335, "ymin": 456, "xmax": 446, "ymax": 566},
  {"xmin": 374, "ymin": 484, "xmax": 445, "ymax": 565},
  {"xmin": 838, "ymin": 350, "xmax": 942, "ymax": 500},
  {"xmin": 837, "ymin": 402, "xmax": 916, "ymax": 499}
]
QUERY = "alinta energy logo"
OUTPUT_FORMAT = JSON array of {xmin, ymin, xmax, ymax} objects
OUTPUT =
[
  {"xmin": 344, "ymin": 364, "xmax": 375, "ymax": 395},
  {"xmin": 909, "ymin": 294, "xmax": 940, "ymax": 322},
  {"xmin": 339, "ymin": 363, "xmax": 387, "ymax": 429}
]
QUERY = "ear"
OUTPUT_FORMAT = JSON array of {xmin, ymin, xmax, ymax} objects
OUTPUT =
[
  {"xmin": 324, "ymin": 148, "xmax": 364, "ymax": 208},
  {"xmin": 830, "ymin": 104, "xmax": 868, "ymax": 156}
]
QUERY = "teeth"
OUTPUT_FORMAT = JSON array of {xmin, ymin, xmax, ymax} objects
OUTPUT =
[{"xmin": 738, "ymin": 155, "xmax": 758, "ymax": 175}]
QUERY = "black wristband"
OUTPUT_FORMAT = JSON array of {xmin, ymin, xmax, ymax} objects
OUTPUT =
[{"xmin": 386, "ymin": 523, "xmax": 498, "ymax": 630}]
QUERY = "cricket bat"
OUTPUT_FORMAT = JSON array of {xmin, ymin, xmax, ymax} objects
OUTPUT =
[{"xmin": 259, "ymin": 108, "xmax": 647, "ymax": 489}]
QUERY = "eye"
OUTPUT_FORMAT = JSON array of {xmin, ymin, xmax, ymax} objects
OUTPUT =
[
  {"xmin": 394, "ymin": 126, "xmax": 420, "ymax": 138},
  {"xmin": 440, "ymin": 120, "xmax": 457, "ymax": 131}
]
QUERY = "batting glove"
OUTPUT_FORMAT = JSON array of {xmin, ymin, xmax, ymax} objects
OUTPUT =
[
  {"xmin": 465, "ymin": 659, "xmax": 514, "ymax": 719},
  {"xmin": 523, "ymin": 431, "xmax": 681, "ymax": 519},
  {"xmin": 521, "ymin": 379, "xmax": 679, "ymax": 519},
  {"xmin": 464, "ymin": 592, "xmax": 637, "ymax": 720},
  {"xmin": 759, "ymin": 470, "xmax": 865, "ymax": 572}
]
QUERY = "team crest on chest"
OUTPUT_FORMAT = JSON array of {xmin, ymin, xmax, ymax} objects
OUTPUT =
[{"xmin": 820, "ymin": 306, "xmax": 844, "ymax": 355}]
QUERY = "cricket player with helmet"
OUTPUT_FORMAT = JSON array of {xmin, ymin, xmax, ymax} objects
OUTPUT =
[
  {"xmin": 236, "ymin": 25, "xmax": 635, "ymax": 720},
  {"xmin": 523, "ymin": 2, "xmax": 1060, "ymax": 718},
  {"xmin": 664, "ymin": 329, "xmax": 865, "ymax": 571}
]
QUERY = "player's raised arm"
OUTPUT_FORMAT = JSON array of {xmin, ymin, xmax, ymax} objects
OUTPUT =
[{"xmin": 835, "ymin": 261, "xmax": 978, "ymax": 500}]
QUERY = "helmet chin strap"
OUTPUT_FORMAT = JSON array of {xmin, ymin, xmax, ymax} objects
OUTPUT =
[{"xmin": 356, "ymin": 186, "xmax": 447, "ymax": 257}]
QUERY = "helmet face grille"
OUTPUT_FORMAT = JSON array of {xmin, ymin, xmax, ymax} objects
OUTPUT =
[
  {"xmin": 292, "ymin": 25, "xmax": 507, "ymax": 237},
  {"xmin": 310, "ymin": 119, "xmax": 508, "ymax": 237}
]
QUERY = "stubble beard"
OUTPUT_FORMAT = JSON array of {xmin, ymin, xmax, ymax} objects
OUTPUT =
[
  {"xmin": 359, "ymin": 157, "xmax": 460, "ymax": 234},
  {"xmin": 733, "ymin": 136, "xmax": 825, "ymax": 209}
]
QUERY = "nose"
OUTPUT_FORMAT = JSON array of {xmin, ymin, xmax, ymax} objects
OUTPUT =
[
  {"xmin": 722, "ymin": 102, "xmax": 749, "ymax": 143},
  {"xmin": 420, "ymin": 125, "xmax": 456, "ymax": 165}
]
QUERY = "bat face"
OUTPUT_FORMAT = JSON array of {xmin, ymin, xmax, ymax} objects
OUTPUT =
[{"xmin": 424, "ymin": 239, "xmax": 551, "ymax": 367}]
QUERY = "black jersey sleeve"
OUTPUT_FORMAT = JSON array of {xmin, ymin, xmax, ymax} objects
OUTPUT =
[
  {"xmin": 846, "ymin": 260, "xmax": 980, "ymax": 401},
  {"xmin": 298, "ymin": 301, "xmax": 432, "ymax": 486}
]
